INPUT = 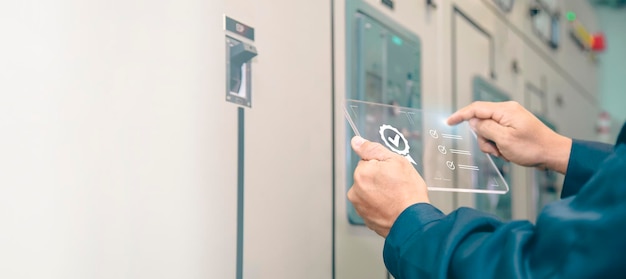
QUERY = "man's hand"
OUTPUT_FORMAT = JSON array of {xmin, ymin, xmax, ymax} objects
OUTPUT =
[
  {"xmin": 347, "ymin": 136, "xmax": 430, "ymax": 238},
  {"xmin": 447, "ymin": 101, "xmax": 572, "ymax": 174}
]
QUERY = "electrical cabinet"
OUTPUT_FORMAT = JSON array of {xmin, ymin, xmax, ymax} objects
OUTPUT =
[
  {"xmin": 346, "ymin": 11, "xmax": 422, "ymax": 225},
  {"xmin": 471, "ymin": 77, "xmax": 513, "ymax": 220}
]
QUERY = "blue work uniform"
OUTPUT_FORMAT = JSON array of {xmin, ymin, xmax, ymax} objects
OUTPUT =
[{"xmin": 384, "ymin": 124, "xmax": 626, "ymax": 279}]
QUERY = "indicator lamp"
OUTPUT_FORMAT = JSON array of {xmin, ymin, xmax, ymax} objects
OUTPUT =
[
  {"xmin": 566, "ymin": 12, "xmax": 576, "ymax": 22},
  {"xmin": 392, "ymin": 35, "xmax": 403, "ymax": 46}
]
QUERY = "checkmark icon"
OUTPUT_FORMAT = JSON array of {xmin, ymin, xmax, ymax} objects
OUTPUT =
[
  {"xmin": 379, "ymin": 124, "xmax": 417, "ymax": 165},
  {"xmin": 388, "ymin": 134, "xmax": 400, "ymax": 147}
]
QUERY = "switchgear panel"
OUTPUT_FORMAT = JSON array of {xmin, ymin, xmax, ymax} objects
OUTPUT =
[
  {"xmin": 346, "ymin": 12, "xmax": 421, "ymax": 225},
  {"xmin": 472, "ymin": 76, "xmax": 513, "ymax": 220},
  {"xmin": 350, "ymin": 13, "xmax": 421, "ymax": 107}
]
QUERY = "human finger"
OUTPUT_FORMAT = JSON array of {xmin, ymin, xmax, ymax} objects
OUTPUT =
[
  {"xmin": 477, "ymin": 135, "xmax": 501, "ymax": 157},
  {"xmin": 351, "ymin": 136, "xmax": 395, "ymax": 161},
  {"xmin": 471, "ymin": 118, "xmax": 508, "ymax": 146},
  {"xmin": 447, "ymin": 101, "xmax": 507, "ymax": 125}
]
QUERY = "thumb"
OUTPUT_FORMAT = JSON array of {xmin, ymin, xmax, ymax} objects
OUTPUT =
[{"xmin": 351, "ymin": 136, "xmax": 394, "ymax": 161}]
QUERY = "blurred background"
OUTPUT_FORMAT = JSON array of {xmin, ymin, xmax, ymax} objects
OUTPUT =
[{"xmin": 0, "ymin": 0, "xmax": 624, "ymax": 278}]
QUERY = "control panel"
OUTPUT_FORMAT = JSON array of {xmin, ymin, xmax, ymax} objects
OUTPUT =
[
  {"xmin": 472, "ymin": 76, "xmax": 513, "ymax": 220},
  {"xmin": 346, "ymin": 11, "xmax": 421, "ymax": 225}
]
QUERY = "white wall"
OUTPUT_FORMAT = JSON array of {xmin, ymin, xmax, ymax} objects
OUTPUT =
[
  {"xmin": 1, "ymin": 0, "xmax": 335, "ymax": 278},
  {"xmin": 0, "ymin": 0, "xmax": 237, "ymax": 278}
]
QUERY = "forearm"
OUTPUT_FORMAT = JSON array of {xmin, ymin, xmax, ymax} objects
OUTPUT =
[
  {"xmin": 383, "ymin": 146, "xmax": 626, "ymax": 279},
  {"xmin": 384, "ymin": 204, "xmax": 531, "ymax": 279},
  {"xmin": 543, "ymin": 135, "xmax": 572, "ymax": 174}
]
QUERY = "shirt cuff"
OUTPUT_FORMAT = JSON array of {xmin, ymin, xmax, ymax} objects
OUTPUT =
[{"xmin": 561, "ymin": 140, "xmax": 613, "ymax": 198}]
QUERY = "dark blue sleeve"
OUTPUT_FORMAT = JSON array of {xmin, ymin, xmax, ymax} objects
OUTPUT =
[
  {"xmin": 384, "ymin": 145, "xmax": 626, "ymax": 279},
  {"xmin": 561, "ymin": 140, "xmax": 613, "ymax": 198}
]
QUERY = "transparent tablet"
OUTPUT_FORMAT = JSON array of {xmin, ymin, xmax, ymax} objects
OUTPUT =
[{"xmin": 345, "ymin": 99, "xmax": 509, "ymax": 194}]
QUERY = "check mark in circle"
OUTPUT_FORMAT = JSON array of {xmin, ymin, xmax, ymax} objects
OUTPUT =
[
  {"xmin": 438, "ymin": 145, "xmax": 447, "ymax": 154},
  {"xmin": 388, "ymin": 134, "xmax": 401, "ymax": 147},
  {"xmin": 379, "ymin": 124, "xmax": 417, "ymax": 165},
  {"xmin": 446, "ymin": 161, "xmax": 456, "ymax": 170}
]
